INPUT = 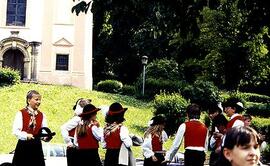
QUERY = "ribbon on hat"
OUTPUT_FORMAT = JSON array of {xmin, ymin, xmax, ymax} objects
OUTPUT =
[{"xmin": 108, "ymin": 109, "xmax": 126, "ymax": 116}]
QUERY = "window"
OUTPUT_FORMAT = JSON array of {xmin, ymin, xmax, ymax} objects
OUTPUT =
[
  {"xmin": 56, "ymin": 54, "xmax": 69, "ymax": 71},
  {"xmin": 6, "ymin": 0, "xmax": 27, "ymax": 26}
]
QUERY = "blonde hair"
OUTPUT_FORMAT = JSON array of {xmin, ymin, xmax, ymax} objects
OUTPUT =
[{"xmin": 144, "ymin": 124, "xmax": 164, "ymax": 141}]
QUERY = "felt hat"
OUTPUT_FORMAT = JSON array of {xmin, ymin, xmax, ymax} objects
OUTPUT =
[
  {"xmin": 79, "ymin": 104, "xmax": 100, "ymax": 118},
  {"xmin": 105, "ymin": 102, "xmax": 127, "ymax": 123},
  {"xmin": 107, "ymin": 102, "xmax": 128, "ymax": 116},
  {"xmin": 36, "ymin": 127, "xmax": 56, "ymax": 142},
  {"xmin": 222, "ymin": 97, "xmax": 244, "ymax": 112},
  {"xmin": 149, "ymin": 115, "xmax": 166, "ymax": 126}
]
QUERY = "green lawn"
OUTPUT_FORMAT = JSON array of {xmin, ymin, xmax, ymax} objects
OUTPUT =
[{"xmin": 0, "ymin": 83, "xmax": 178, "ymax": 159}]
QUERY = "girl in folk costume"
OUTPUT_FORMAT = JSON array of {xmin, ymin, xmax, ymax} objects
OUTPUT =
[
  {"xmin": 74, "ymin": 104, "xmax": 103, "ymax": 166},
  {"xmin": 103, "ymin": 102, "xmax": 133, "ymax": 166},
  {"xmin": 142, "ymin": 115, "xmax": 168, "ymax": 166},
  {"xmin": 12, "ymin": 90, "xmax": 49, "ymax": 166},
  {"xmin": 216, "ymin": 126, "xmax": 262, "ymax": 166},
  {"xmin": 165, "ymin": 103, "xmax": 209, "ymax": 166},
  {"xmin": 222, "ymin": 97, "xmax": 245, "ymax": 129},
  {"xmin": 60, "ymin": 98, "xmax": 91, "ymax": 166}
]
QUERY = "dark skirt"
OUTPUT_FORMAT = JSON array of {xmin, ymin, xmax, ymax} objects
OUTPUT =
[
  {"xmin": 77, "ymin": 148, "xmax": 102, "ymax": 166},
  {"xmin": 104, "ymin": 149, "xmax": 124, "ymax": 166},
  {"xmin": 66, "ymin": 147, "xmax": 78, "ymax": 166},
  {"xmin": 12, "ymin": 139, "xmax": 45, "ymax": 166},
  {"xmin": 144, "ymin": 153, "xmax": 166, "ymax": 166},
  {"xmin": 184, "ymin": 149, "xmax": 205, "ymax": 166}
]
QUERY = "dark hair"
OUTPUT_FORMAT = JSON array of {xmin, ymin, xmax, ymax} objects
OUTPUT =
[
  {"xmin": 208, "ymin": 102, "xmax": 222, "ymax": 114},
  {"xmin": 243, "ymin": 114, "xmax": 252, "ymax": 121},
  {"xmin": 186, "ymin": 103, "xmax": 201, "ymax": 119},
  {"xmin": 212, "ymin": 114, "xmax": 228, "ymax": 128},
  {"xmin": 222, "ymin": 97, "xmax": 244, "ymax": 113},
  {"xmin": 26, "ymin": 90, "xmax": 40, "ymax": 105},
  {"xmin": 217, "ymin": 126, "xmax": 261, "ymax": 166}
]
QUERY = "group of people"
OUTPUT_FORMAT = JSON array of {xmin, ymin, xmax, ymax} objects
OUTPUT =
[{"xmin": 8, "ymin": 90, "xmax": 266, "ymax": 166}]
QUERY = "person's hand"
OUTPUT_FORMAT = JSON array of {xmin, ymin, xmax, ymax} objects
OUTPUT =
[
  {"xmin": 92, "ymin": 120, "xmax": 100, "ymax": 127},
  {"xmin": 152, "ymin": 155, "xmax": 158, "ymax": 162},
  {"xmin": 161, "ymin": 159, "xmax": 169, "ymax": 164},
  {"xmin": 213, "ymin": 132, "xmax": 223, "ymax": 139},
  {"xmin": 27, "ymin": 133, "xmax": 34, "ymax": 140},
  {"xmin": 67, "ymin": 142, "xmax": 75, "ymax": 149}
]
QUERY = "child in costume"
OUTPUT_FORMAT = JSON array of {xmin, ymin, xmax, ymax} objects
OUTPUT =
[
  {"xmin": 12, "ymin": 90, "xmax": 50, "ymax": 166},
  {"xmin": 165, "ymin": 103, "xmax": 208, "ymax": 166},
  {"xmin": 74, "ymin": 103, "xmax": 103, "ymax": 166},
  {"xmin": 103, "ymin": 102, "xmax": 133, "ymax": 166},
  {"xmin": 60, "ymin": 98, "xmax": 91, "ymax": 166},
  {"xmin": 142, "ymin": 115, "xmax": 168, "ymax": 166}
]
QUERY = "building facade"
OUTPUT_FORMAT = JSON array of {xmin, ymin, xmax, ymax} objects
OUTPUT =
[{"xmin": 0, "ymin": 0, "xmax": 93, "ymax": 89}]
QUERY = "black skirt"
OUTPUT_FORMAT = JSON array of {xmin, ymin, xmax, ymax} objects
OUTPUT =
[
  {"xmin": 104, "ymin": 149, "xmax": 124, "ymax": 166},
  {"xmin": 76, "ymin": 148, "xmax": 102, "ymax": 166},
  {"xmin": 144, "ymin": 153, "xmax": 166, "ymax": 166},
  {"xmin": 12, "ymin": 139, "xmax": 45, "ymax": 166}
]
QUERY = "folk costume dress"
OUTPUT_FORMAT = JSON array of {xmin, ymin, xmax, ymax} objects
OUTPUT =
[
  {"xmin": 12, "ymin": 107, "xmax": 47, "ymax": 166},
  {"xmin": 142, "ymin": 131, "xmax": 168, "ymax": 166},
  {"xmin": 103, "ymin": 124, "xmax": 132, "ymax": 166},
  {"xmin": 226, "ymin": 113, "xmax": 244, "ymax": 129},
  {"xmin": 74, "ymin": 123, "xmax": 103, "ymax": 166},
  {"xmin": 165, "ymin": 119, "xmax": 208, "ymax": 166}
]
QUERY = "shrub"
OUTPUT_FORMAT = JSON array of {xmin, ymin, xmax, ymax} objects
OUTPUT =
[
  {"xmin": 237, "ymin": 92, "xmax": 270, "ymax": 103},
  {"xmin": 153, "ymin": 92, "xmax": 189, "ymax": 136},
  {"xmin": 0, "ymin": 67, "xmax": 20, "ymax": 86},
  {"xmin": 96, "ymin": 80, "xmax": 123, "ymax": 93},
  {"xmin": 245, "ymin": 102, "xmax": 270, "ymax": 118},
  {"xmin": 121, "ymin": 85, "xmax": 136, "ymax": 96},
  {"xmin": 135, "ymin": 78, "xmax": 187, "ymax": 99},
  {"xmin": 182, "ymin": 80, "xmax": 221, "ymax": 110}
]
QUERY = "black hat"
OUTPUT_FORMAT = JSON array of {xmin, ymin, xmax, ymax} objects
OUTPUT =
[
  {"xmin": 222, "ymin": 97, "xmax": 244, "ymax": 113},
  {"xmin": 36, "ymin": 127, "xmax": 56, "ymax": 142},
  {"xmin": 107, "ymin": 102, "xmax": 127, "ymax": 116},
  {"xmin": 149, "ymin": 115, "xmax": 166, "ymax": 126},
  {"xmin": 105, "ymin": 102, "xmax": 127, "ymax": 123},
  {"xmin": 79, "ymin": 104, "xmax": 100, "ymax": 118}
]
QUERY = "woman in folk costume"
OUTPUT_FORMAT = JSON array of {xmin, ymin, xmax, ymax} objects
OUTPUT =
[
  {"xmin": 103, "ymin": 102, "xmax": 133, "ymax": 166},
  {"xmin": 74, "ymin": 103, "xmax": 103, "ymax": 166},
  {"xmin": 222, "ymin": 97, "xmax": 245, "ymax": 129},
  {"xmin": 60, "ymin": 98, "xmax": 91, "ymax": 166},
  {"xmin": 142, "ymin": 115, "xmax": 168, "ymax": 166},
  {"xmin": 12, "ymin": 90, "xmax": 49, "ymax": 166}
]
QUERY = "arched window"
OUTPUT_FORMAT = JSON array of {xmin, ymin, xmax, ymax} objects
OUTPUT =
[{"xmin": 6, "ymin": 0, "xmax": 27, "ymax": 26}]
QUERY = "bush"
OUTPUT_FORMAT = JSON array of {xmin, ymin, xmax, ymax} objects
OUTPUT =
[
  {"xmin": 246, "ymin": 102, "xmax": 270, "ymax": 118},
  {"xmin": 182, "ymin": 80, "xmax": 221, "ymax": 110},
  {"xmin": 153, "ymin": 92, "xmax": 189, "ymax": 136},
  {"xmin": 121, "ymin": 85, "xmax": 136, "ymax": 96},
  {"xmin": 96, "ymin": 80, "xmax": 123, "ymax": 93},
  {"xmin": 135, "ymin": 78, "xmax": 187, "ymax": 99},
  {"xmin": 0, "ymin": 67, "xmax": 20, "ymax": 86}
]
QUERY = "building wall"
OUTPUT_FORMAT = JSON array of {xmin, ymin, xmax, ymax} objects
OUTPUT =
[{"xmin": 0, "ymin": 0, "xmax": 93, "ymax": 89}]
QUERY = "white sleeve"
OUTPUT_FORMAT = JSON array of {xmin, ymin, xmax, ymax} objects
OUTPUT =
[
  {"xmin": 165, "ymin": 123, "xmax": 186, "ymax": 161},
  {"xmin": 42, "ymin": 113, "xmax": 48, "ymax": 127},
  {"xmin": 12, "ymin": 111, "xmax": 27, "ymax": 140},
  {"xmin": 204, "ymin": 130, "xmax": 209, "ymax": 152},
  {"xmin": 209, "ymin": 135, "xmax": 216, "ymax": 149},
  {"xmin": 60, "ymin": 116, "xmax": 80, "ymax": 144},
  {"xmin": 142, "ymin": 135, "xmax": 154, "ymax": 158},
  {"xmin": 92, "ymin": 125, "xmax": 103, "ymax": 141},
  {"xmin": 162, "ymin": 130, "xmax": 168, "ymax": 142},
  {"xmin": 232, "ymin": 119, "xmax": 244, "ymax": 128},
  {"xmin": 120, "ymin": 126, "xmax": 132, "ymax": 148}
]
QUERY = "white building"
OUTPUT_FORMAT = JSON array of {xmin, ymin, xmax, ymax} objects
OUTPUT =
[{"xmin": 0, "ymin": 0, "xmax": 93, "ymax": 89}]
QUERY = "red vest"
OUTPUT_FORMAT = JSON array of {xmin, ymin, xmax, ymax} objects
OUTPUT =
[
  {"xmin": 184, "ymin": 121, "xmax": 208, "ymax": 148},
  {"xmin": 227, "ymin": 115, "xmax": 243, "ymax": 129},
  {"xmin": 152, "ymin": 134, "xmax": 162, "ymax": 152},
  {"xmin": 104, "ymin": 127, "xmax": 122, "ymax": 149},
  {"xmin": 21, "ymin": 108, "xmax": 43, "ymax": 135},
  {"xmin": 77, "ymin": 124, "xmax": 99, "ymax": 149},
  {"xmin": 69, "ymin": 128, "xmax": 76, "ymax": 137}
]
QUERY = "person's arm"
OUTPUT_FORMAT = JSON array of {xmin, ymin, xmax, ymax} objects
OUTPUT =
[
  {"xmin": 120, "ymin": 126, "xmax": 132, "ymax": 148},
  {"xmin": 165, "ymin": 123, "xmax": 186, "ymax": 161},
  {"xmin": 92, "ymin": 125, "xmax": 103, "ymax": 141},
  {"xmin": 142, "ymin": 135, "xmax": 154, "ymax": 159},
  {"xmin": 60, "ymin": 116, "xmax": 80, "ymax": 145},
  {"xmin": 204, "ymin": 130, "xmax": 209, "ymax": 152},
  {"xmin": 162, "ymin": 130, "xmax": 168, "ymax": 142},
  {"xmin": 12, "ymin": 111, "xmax": 28, "ymax": 140}
]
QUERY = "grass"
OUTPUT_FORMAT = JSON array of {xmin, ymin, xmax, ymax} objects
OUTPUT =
[{"xmin": 0, "ymin": 83, "xmax": 179, "ymax": 159}]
